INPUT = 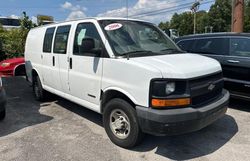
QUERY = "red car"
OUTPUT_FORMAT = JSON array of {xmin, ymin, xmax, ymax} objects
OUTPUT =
[{"xmin": 0, "ymin": 57, "xmax": 26, "ymax": 77}]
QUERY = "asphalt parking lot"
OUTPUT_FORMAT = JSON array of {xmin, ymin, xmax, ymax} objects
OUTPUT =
[{"xmin": 0, "ymin": 77, "xmax": 249, "ymax": 161}]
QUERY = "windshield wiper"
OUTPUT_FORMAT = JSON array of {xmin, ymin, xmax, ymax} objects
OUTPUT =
[
  {"xmin": 119, "ymin": 50, "xmax": 154, "ymax": 59},
  {"xmin": 188, "ymin": 51, "xmax": 216, "ymax": 55},
  {"xmin": 160, "ymin": 48, "xmax": 184, "ymax": 53}
]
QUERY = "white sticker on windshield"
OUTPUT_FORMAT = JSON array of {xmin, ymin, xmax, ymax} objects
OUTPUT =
[{"xmin": 104, "ymin": 23, "xmax": 123, "ymax": 31}]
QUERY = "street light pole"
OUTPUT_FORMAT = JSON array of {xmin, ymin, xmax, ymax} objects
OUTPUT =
[
  {"xmin": 194, "ymin": 10, "xmax": 197, "ymax": 34},
  {"xmin": 191, "ymin": 0, "xmax": 202, "ymax": 34},
  {"xmin": 126, "ymin": 0, "xmax": 128, "ymax": 19}
]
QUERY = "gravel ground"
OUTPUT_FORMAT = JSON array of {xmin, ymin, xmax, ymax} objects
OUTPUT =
[{"xmin": 0, "ymin": 77, "xmax": 249, "ymax": 161}]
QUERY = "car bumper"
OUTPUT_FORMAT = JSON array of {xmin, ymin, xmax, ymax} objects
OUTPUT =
[
  {"xmin": 0, "ymin": 88, "xmax": 7, "ymax": 112},
  {"xmin": 136, "ymin": 89, "xmax": 229, "ymax": 136},
  {"xmin": 0, "ymin": 70, "xmax": 14, "ymax": 77}
]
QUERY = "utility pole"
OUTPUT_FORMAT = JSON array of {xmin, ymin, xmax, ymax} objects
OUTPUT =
[
  {"xmin": 126, "ymin": 0, "xmax": 128, "ymax": 19},
  {"xmin": 232, "ymin": 0, "xmax": 244, "ymax": 32},
  {"xmin": 191, "ymin": 0, "xmax": 203, "ymax": 34}
]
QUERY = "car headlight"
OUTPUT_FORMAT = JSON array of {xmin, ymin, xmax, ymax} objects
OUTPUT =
[
  {"xmin": 165, "ymin": 82, "xmax": 175, "ymax": 95},
  {"xmin": 150, "ymin": 80, "xmax": 190, "ymax": 108},
  {"xmin": 1, "ymin": 62, "xmax": 10, "ymax": 67},
  {"xmin": 151, "ymin": 80, "xmax": 176, "ymax": 97}
]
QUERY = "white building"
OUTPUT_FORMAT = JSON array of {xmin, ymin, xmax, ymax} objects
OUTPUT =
[{"xmin": 0, "ymin": 17, "xmax": 20, "ymax": 30}]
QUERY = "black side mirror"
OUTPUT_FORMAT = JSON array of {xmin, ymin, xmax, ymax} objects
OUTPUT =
[{"xmin": 80, "ymin": 38, "xmax": 95, "ymax": 53}]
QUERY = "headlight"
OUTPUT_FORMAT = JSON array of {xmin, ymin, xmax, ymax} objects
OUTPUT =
[
  {"xmin": 165, "ymin": 82, "xmax": 175, "ymax": 95},
  {"xmin": 150, "ymin": 80, "xmax": 189, "ymax": 108},
  {"xmin": 151, "ymin": 80, "xmax": 176, "ymax": 97},
  {"xmin": 1, "ymin": 62, "xmax": 10, "ymax": 67}
]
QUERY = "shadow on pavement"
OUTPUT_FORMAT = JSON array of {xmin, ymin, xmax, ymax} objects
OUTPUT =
[
  {"xmin": 132, "ymin": 114, "xmax": 238, "ymax": 160},
  {"xmin": 55, "ymin": 97, "xmax": 103, "ymax": 127},
  {"xmin": 0, "ymin": 77, "xmax": 53, "ymax": 137}
]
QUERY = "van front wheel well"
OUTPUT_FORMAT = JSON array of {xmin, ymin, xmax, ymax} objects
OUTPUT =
[
  {"xmin": 31, "ymin": 70, "xmax": 38, "ymax": 85},
  {"xmin": 101, "ymin": 90, "xmax": 135, "ymax": 113}
]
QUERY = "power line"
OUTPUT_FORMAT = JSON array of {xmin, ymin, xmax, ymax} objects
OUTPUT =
[
  {"xmin": 128, "ymin": 0, "xmax": 194, "ymax": 17},
  {"xmin": 130, "ymin": 1, "xmax": 195, "ymax": 18},
  {"xmin": 131, "ymin": 0, "xmax": 214, "ymax": 18}
]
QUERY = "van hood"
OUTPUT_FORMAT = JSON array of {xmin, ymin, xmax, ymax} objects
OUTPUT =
[{"xmin": 131, "ymin": 53, "xmax": 222, "ymax": 79}]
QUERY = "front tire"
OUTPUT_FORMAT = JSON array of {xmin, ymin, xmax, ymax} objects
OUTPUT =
[
  {"xmin": 103, "ymin": 98, "xmax": 144, "ymax": 148},
  {"xmin": 0, "ymin": 109, "xmax": 6, "ymax": 121},
  {"xmin": 33, "ymin": 76, "xmax": 46, "ymax": 101}
]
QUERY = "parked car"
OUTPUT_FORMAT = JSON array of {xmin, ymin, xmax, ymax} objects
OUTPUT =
[
  {"xmin": 25, "ymin": 18, "xmax": 229, "ymax": 148},
  {"xmin": 175, "ymin": 33, "xmax": 250, "ymax": 100},
  {"xmin": 0, "ymin": 77, "xmax": 6, "ymax": 120},
  {"xmin": 0, "ymin": 57, "xmax": 26, "ymax": 77}
]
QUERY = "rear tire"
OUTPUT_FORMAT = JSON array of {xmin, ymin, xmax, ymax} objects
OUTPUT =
[
  {"xmin": 33, "ymin": 76, "xmax": 46, "ymax": 101},
  {"xmin": 103, "ymin": 98, "xmax": 144, "ymax": 148},
  {"xmin": 0, "ymin": 109, "xmax": 6, "ymax": 121}
]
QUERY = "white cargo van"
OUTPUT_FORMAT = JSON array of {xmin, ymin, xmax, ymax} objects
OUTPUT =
[{"xmin": 25, "ymin": 18, "xmax": 229, "ymax": 148}]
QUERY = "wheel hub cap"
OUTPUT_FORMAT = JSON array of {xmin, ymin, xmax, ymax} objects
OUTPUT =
[{"xmin": 110, "ymin": 109, "xmax": 130, "ymax": 139}]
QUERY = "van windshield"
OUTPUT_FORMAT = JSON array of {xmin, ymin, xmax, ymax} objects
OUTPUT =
[{"xmin": 99, "ymin": 20, "xmax": 182, "ymax": 57}]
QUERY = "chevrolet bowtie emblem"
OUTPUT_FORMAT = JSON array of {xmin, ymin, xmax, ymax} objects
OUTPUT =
[{"xmin": 208, "ymin": 83, "xmax": 216, "ymax": 91}]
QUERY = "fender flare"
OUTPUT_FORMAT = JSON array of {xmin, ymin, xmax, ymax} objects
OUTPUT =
[
  {"xmin": 102, "ymin": 86, "xmax": 138, "ymax": 105},
  {"xmin": 31, "ymin": 67, "xmax": 43, "ymax": 85}
]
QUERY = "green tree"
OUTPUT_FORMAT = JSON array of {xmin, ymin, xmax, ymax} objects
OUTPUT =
[
  {"xmin": 244, "ymin": 0, "xmax": 250, "ymax": 32},
  {"xmin": 0, "ymin": 12, "xmax": 36, "ymax": 59},
  {"xmin": 20, "ymin": 11, "xmax": 35, "ymax": 30},
  {"xmin": 169, "ymin": 12, "xmax": 193, "ymax": 36},
  {"xmin": 158, "ymin": 21, "xmax": 170, "ymax": 31},
  {"xmin": 208, "ymin": 0, "xmax": 232, "ymax": 32},
  {"xmin": 0, "ymin": 25, "xmax": 7, "ymax": 60},
  {"xmin": 196, "ymin": 11, "xmax": 210, "ymax": 33},
  {"xmin": 159, "ymin": 11, "xmax": 210, "ymax": 36},
  {"xmin": 3, "ymin": 29, "xmax": 26, "ymax": 58}
]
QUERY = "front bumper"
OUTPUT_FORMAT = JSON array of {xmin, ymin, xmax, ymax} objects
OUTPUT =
[
  {"xmin": 136, "ymin": 89, "xmax": 229, "ymax": 136},
  {"xmin": 0, "ymin": 88, "xmax": 7, "ymax": 112},
  {"xmin": 0, "ymin": 70, "xmax": 14, "ymax": 77}
]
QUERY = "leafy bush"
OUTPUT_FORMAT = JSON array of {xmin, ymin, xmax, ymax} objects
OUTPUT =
[{"xmin": 0, "ymin": 12, "xmax": 35, "ymax": 60}]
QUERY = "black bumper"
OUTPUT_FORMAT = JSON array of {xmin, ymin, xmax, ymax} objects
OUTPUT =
[
  {"xmin": 136, "ymin": 90, "xmax": 229, "ymax": 136},
  {"xmin": 0, "ymin": 88, "xmax": 6, "ymax": 112}
]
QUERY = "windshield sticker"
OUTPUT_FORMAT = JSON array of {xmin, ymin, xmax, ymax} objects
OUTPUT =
[{"xmin": 104, "ymin": 23, "xmax": 123, "ymax": 31}]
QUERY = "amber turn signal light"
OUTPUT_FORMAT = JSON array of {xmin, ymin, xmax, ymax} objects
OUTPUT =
[{"xmin": 151, "ymin": 98, "xmax": 191, "ymax": 108}]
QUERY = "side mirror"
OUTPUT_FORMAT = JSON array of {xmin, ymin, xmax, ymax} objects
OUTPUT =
[{"xmin": 80, "ymin": 38, "xmax": 95, "ymax": 53}]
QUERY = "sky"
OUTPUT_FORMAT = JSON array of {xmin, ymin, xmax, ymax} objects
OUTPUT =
[{"xmin": 0, "ymin": 0, "xmax": 215, "ymax": 24}]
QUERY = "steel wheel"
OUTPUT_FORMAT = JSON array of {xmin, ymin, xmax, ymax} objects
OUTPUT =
[{"xmin": 109, "ymin": 109, "xmax": 131, "ymax": 139}]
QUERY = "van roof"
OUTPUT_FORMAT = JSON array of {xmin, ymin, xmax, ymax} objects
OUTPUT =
[{"xmin": 30, "ymin": 17, "xmax": 152, "ymax": 29}]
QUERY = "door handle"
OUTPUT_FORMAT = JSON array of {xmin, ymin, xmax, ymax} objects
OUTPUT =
[
  {"xmin": 52, "ymin": 56, "xmax": 55, "ymax": 66},
  {"xmin": 227, "ymin": 60, "xmax": 240, "ymax": 64},
  {"xmin": 69, "ymin": 57, "xmax": 72, "ymax": 69}
]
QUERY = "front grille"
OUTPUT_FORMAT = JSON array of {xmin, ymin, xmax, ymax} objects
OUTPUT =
[{"xmin": 189, "ymin": 72, "xmax": 223, "ymax": 107}]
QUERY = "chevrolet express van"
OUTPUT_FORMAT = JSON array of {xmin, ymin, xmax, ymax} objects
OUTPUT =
[{"xmin": 25, "ymin": 18, "xmax": 229, "ymax": 148}]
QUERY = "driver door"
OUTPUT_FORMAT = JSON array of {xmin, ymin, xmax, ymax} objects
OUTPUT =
[{"xmin": 68, "ymin": 22, "xmax": 104, "ymax": 107}]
